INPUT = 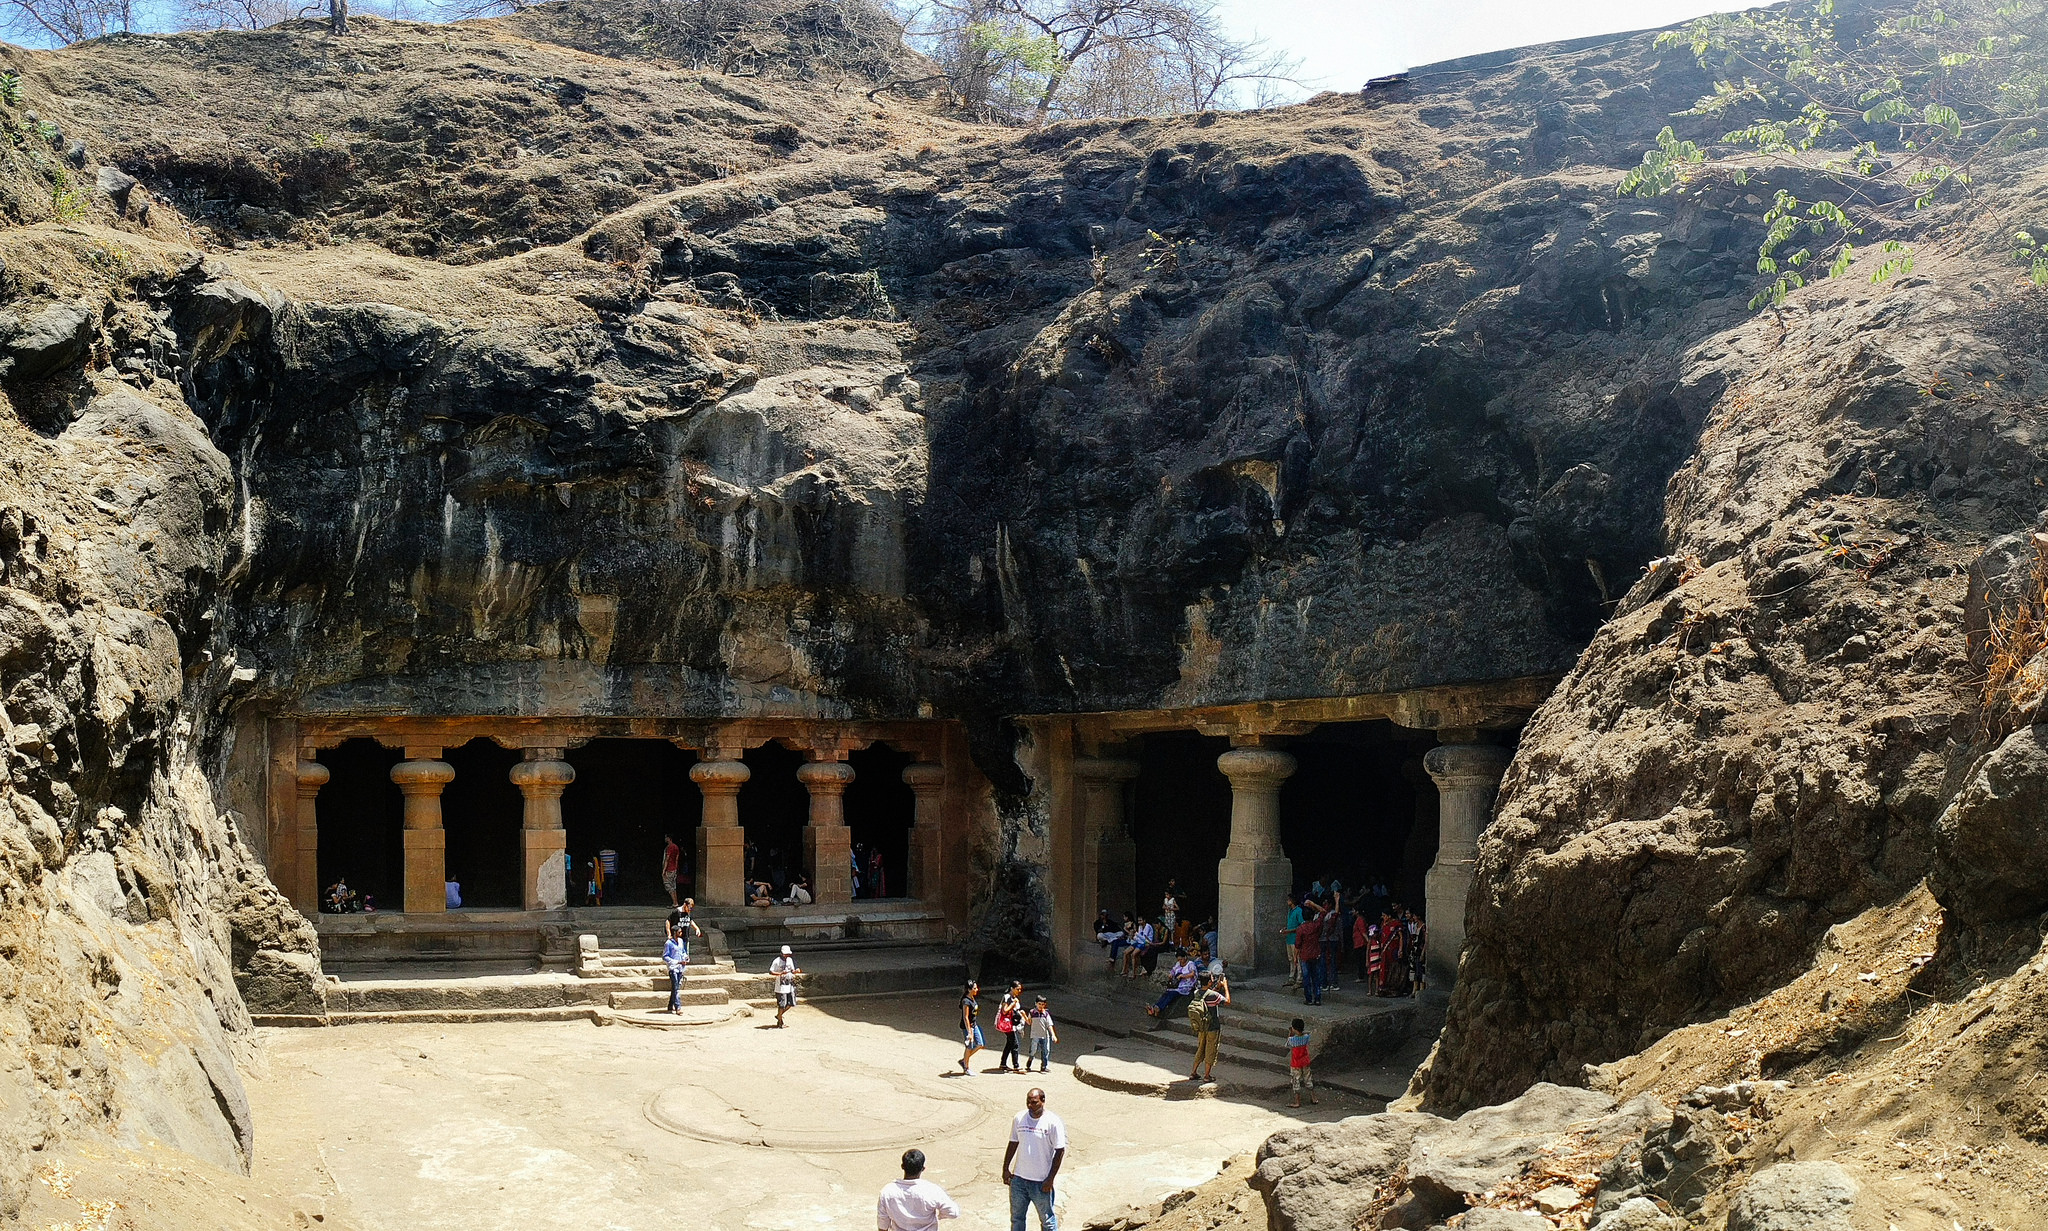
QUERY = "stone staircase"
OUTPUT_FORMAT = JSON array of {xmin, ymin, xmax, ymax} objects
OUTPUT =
[
  {"xmin": 1058, "ymin": 974, "xmax": 1419, "ymax": 1088},
  {"xmin": 576, "ymin": 942, "xmax": 774, "ymax": 1025}
]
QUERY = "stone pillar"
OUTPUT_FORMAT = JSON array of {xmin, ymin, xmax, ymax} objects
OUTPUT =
[
  {"xmin": 291, "ymin": 754, "xmax": 328, "ymax": 916},
  {"xmin": 391, "ymin": 751, "xmax": 455, "ymax": 914},
  {"xmin": 690, "ymin": 757, "xmax": 750, "ymax": 907},
  {"xmin": 902, "ymin": 762, "xmax": 946, "ymax": 902},
  {"xmin": 1216, "ymin": 745, "xmax": 1296, "ymax": 975},
  {"xmin": 1074, "ymin": 756, "xmax": 1141, "ymax": 920},
  {"xmin": 798, "ymin": 758, "xmax": 855, "ymax": 905},
  {"xmin": 1423, "ymin": 741, "xmax": 1513, "ymax": 990},
  {"xmin": 511, "ymin": 750, "xmax": 575, "ymax": 912}
]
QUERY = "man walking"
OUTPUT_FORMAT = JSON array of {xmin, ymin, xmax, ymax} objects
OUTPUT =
[
  {"xmin": 1001, "ymin": 1087, "xmax": 1065, "ymax": 1231},
  {"xmin": 771, "ymin": 944, "xmax": 800, "ymax": 1028},
  {"xmin": 877, "ymin": 1148, "xmax": 959, "ymax": 1231},
  {"xmin": 661, "ymin": 834, "xmax": 682, "ymax": 908}
]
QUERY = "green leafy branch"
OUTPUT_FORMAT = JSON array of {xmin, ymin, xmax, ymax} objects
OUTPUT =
[{"xmin": 1624, "ymin": 0, "xmax": 2048, "ymax": 308}]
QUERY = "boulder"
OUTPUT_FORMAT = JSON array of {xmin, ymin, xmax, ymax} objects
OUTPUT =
[
  {"xmin": 1251, "ymin": 1113, "xmax": 1437, "ymax": 1231},
  {"xmin": 1589, "ymin": 1196, "xmax": 1687, "ymax": 1231},
  {"xmin": 0, "ymin": 300, "xmax": 94, "ymax": 383},
  {"xmin": 1405, "ymin": 1084, "xmax": 1617, "ymax": 1215},
  {"xmin": 1933, "ymin": 725, "xmax": 2048, "ymax": 922},
  {"xmin": 1724, "ymin": 1162, "xmax": 1859, "ymax": 1231}
]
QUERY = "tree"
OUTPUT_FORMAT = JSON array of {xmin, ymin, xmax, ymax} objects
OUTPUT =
[
  {"xmin": 2, "ymin": 0, "xmax": 129, "ymax": 45},
  {"xmin": 175, "ymin": 0, "xmax": 296, "ymax": 30},
  {"xmin": 895, "ymin": 0, "xmax": 1301, "ymax": 124},
  {"xmin": 1621, "ymin": 0, "xmax": 2048, "ymax": 308}
]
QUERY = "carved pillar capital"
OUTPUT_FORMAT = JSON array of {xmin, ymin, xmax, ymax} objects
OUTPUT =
[
  {"xmin": 902, "ymin": 761, "xmax": 947, "ymax": 796},
  {"xmin": 796, "ymin": 759, "xmax": 855, "ymax": 797},
  {"xmin": 509, "ymin": 758, "xmax": 576, "ymax": 800},
  {"xmin": 1423, "ymin": 742, "xmax": 1512, "ymax": 792},
  {"xmin": 689, "ymin": 758, "xmax": 751, "ymax": 800},
  {"xmin": 391, "ymin": 758, "xmax": 455, "ymax": 798},
  {"xmin": 295, "ymin": 759, "xmax": 330, "ymax": 797},
  {"xmin": 1217, "ymin": 746, "xmax": 1298, "ymax": 789}
]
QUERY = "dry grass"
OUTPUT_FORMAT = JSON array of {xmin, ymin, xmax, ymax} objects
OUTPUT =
[{"xmin": 1976, "ymin": 531, "xmax": 2048, "ymax": 737}]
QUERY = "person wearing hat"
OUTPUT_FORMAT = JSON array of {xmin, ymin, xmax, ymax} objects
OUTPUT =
[
  {"xmin": 877, "ymin": 1147, "xmax": 960, "ymax": 1231},
  {"xmin": 771, "ymin": 944, "xmax": 800, "ymax": 1027}
]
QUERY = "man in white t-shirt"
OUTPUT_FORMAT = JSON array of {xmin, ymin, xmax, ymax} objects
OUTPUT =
[
  {"xmin": 877, "ymin": 1148, "xmax": 959, "ymax": 1231},
  {"xmin": 770, "ymin": 944, "xmax": 800, "ymax": 1028},
  {"xmin": 1000, "ymin": 1087, "xmax": 1066, "ymax": 1231}
]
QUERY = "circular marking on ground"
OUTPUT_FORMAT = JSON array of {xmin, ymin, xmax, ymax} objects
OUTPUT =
[
  {"xmin": 614, "ymin": 1004, "xmax": 751, "ymax": 1030},
  {"xmin": 644, "ymin": 1054, "xmax": 990, "ymax": 1151}
]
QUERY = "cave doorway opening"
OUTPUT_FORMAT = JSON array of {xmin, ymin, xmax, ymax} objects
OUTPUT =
[
  {"xmin": 1129, "ymin": 731, "xmax": 1233, "ymax": 932},
  {"xmin": 740, "ymin": 742, "xmax": 807, "ymax": 893},
  {"xmin": 845, "ymin": 743, "xmax": 914, "ymax": 900},
  {"xmin": 561, "ymin": 740, "xmax": 700, "ymax": 907},
  {"xmin": 315, "ymin": 738, "xmax": 403, "ymax": 912},
  {"xmin": 1279, "ymin": 722, "xmax": 1438, "ymax": 917},
  {"xmin": 439, "ymin": 738, "xmax": 523, "ymax": 910}
]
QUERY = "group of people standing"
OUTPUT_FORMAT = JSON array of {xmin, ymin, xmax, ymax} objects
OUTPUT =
[
  {"xmin": 959, "ymin": 979, "xmax": 1060, "ymax": 1074},
  {"xmin": 1284, "ymin": 881, "xmax": 1425, "ymax": 1005}
]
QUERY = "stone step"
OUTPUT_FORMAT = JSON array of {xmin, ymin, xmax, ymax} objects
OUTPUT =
[
  {"xmin": 1124, "ymin": 1028, "xmax": 1291, "ymax": 1074},
  {"xmin": 258, "ymin": 1006, "xmax": 605, "ymax": 1027},
  {"xmin": 609, "ymin": 988, "xmax": 733, "ymax": 1010},
  {"xmin": 613, "ymin": 1004, "xmax": 752, "ymax": 1029}
]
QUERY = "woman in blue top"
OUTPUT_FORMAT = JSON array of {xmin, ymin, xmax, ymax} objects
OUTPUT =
[{"xmin": 1282, "ymin": 893, "xmax": 1304, "ymax": 988}]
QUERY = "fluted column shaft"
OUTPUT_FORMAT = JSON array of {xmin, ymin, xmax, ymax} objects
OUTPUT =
[
  {"xmin": 292, "ymin": 757, "xmax": 328, "ymax": 916},
  {"xmin": 690, "ymin": 758, "xmax": 750, "ymax": 907},
  {"xmin": 1216, "ymin": 746, "xmax": 1296, "ymax": 974},
  {"xmin": 902, "ymin": 762, "xmax": 946, "ymax": 902},
  {"xmin": 1423, "ymin": 741, "xmax": 1513, "ymax": 990},
  {"xmin": 1074, "ymin": 756, "xmax": 1141, "ymax": 921},
  {"xmin": 391, "ymin": 753, "xmax": 455, "ymax": 914},
  {"xmin": 799, "ymin": 758, "xmax": 855, "ymax": 904},
  {"xmin": 511, "ymin": 753, "xmax": 575, "ymax": 911}
]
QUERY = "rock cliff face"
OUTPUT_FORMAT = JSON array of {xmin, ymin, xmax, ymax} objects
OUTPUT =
[{"xmin": 4, "ymin": 1, "xmax": 2048, "ymax": 1221}]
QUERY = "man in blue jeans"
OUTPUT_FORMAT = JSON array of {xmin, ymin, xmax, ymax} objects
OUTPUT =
[{"xmin": 1000, "ymin": 1087, "xmax": 1065, "ymax": 1231}]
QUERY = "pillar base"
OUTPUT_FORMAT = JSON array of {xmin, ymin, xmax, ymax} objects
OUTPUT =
[
  {"xmin": 697, "ymin": 825, "xmax": 746, "ymax": 907},
  {"xmin": 523, "ymin": 829, "xmax": 569, "ymax": 911},
  {"xmin": 403, "ymin": 828, "xmax": 447, "ymax": 914},
  {"xmin": 805, "ymin": 824, "xmax": 853, "ymax": 904},
  {"xmin": 1424, "ymin": 863, "xmax": 1472, "ymax": 990},
  {"xmin": 292, "ymin": 823, "xmax": 321, "ymax": 916},
  {"xmin": 1218, "ymin": 854, "xmax": 1291, "ymax": 975}
]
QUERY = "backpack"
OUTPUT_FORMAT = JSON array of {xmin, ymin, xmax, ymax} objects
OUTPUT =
[{"xmin": 1187, "ymin": 997, "xmax": 1211, "ymax": 1033}]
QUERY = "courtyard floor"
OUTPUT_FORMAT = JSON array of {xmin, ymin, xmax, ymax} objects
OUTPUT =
[{"xmin": 241, "ymin": 991, "xmax": 1372, "ymax": 1230}]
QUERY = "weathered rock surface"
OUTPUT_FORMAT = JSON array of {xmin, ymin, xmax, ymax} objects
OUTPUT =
[
  {"xmin": 1724, "ymin": 1161, "xmax": 1859, "ymax": 1231},
  {"xmin": 1252, "ymin": 1083, "xmax": 1662, "ymax": 1230}
]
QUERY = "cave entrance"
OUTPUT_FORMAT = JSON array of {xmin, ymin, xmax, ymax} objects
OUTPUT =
[
  {"xmin": 846, "ymin": 743, "xmax": 915, "ymax": 900},
  {"xmin": 315, "ymin": 737, "xmax": 403, "ymax": 912},
  {"xmin": 561, "ymin": 740, "xmax": 700, "ymax": 907},
  {"xmin": 739, "ymin": 742, "xmax": 807, "ymax": 893},
  {"xmin": 440, "ymin": 738, "xmax": 522, "ymax": 910},
  {"xmin": 1279, "ymin": 722, "xmax": 1438, "ymax": 917},
  {"xmin": 1130, "ymin": 731, "xmax": 1234, "ymax": 931},
  {"xmin": 1125, "ymin": 722, "xmax": 1438, "ymax": 940}
]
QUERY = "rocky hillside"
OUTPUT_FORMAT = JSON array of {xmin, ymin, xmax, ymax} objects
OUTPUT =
[{"xmin": 2, "ymin": 0, "xmax": 2047, "ymax": 1224}]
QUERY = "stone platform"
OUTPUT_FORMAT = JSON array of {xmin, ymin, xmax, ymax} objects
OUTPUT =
[
  {"xmin": 258, "ymin": 940, "xmax": 967, "ymax": 1026},
  {"xmin": 1053, "ymin": 969, "xmax": 1425, "ymax": 1101},
  {"xmin": 313, "ymin": 898, "xmax": 945, "ymax": 968},
  {"xmin": 1072, "ymin": 1047, "xmax": 1228, "ymax": 1097}
]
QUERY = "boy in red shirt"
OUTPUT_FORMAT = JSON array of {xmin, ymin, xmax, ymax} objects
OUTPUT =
[{"xmin": 1287, "ymin": 1018, "xmax": 1317, "ymax": 1108}]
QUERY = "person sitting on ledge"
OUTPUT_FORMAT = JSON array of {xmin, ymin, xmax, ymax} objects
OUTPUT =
[
  {"xmin": 748, "ymin": 878, "xmax": 776, "ymax": 906},
  {"xmin": 784, "ymin": 874, "xmax": 812, "ymax": 906},
  {"xmin": 444, "ymin": 876, "xmax": 462, "ymax": 909}
]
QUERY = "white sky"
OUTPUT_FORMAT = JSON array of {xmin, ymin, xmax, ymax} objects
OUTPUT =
[{"xmin": 1208, "ymin": 0, "xmax": 1764, "ymax": 96}]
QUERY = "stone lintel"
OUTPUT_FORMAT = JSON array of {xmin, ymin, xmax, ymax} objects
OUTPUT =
[
  {"xmin": 292, "ymin": 716, "xmax": 960, "ymax": 760},
  {"xmin": 1043, "ymin": 675, "xmax": 1558, "ymax": 747}
]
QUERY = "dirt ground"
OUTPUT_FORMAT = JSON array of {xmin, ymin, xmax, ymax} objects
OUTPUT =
[{"xmin": 183, "ymin": 991, "xmax": 1369, "ymax": 1231}]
